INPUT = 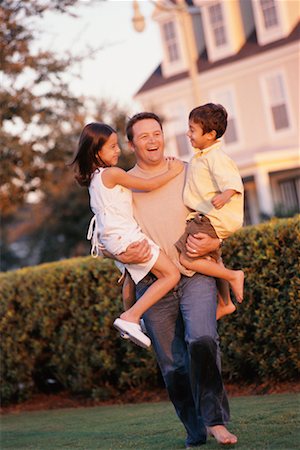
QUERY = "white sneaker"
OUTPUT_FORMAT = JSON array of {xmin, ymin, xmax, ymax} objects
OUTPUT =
[
  {"xmin": 140, "ymin": 319, "xmax": 147, "ymax": 334},
  {"xmin": 113, "ymin": 318, "xmax": 151, "ymax": 349},
  {"xmin": 120, "ymin": 331, "xmax": 130, "ymax": 340}
]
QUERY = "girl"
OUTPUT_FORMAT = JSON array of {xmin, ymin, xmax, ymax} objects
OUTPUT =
[{"xmin": 72, "ymin": 122, "xmax": 183, "ymax": 348}]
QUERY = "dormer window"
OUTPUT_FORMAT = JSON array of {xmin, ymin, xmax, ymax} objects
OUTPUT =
[
  {"xmin": 207, "ymin": 3, "xmax": 227, "ymax": 47},
  {"xmin": 200, "ymin": 1, "xmax": 240, "ymax": 62},
  {"xmin": 260, "ymin": 0, "xmax": 279, "ymax": 29},
  {"xmin": 252, "ymin": 0, "xmax": 286, "ymax": 45},
  {"xmin": 162, "ymin": 21, "xmax": 181, "ymax": 63}
]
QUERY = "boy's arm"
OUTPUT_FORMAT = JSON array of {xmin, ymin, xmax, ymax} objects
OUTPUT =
[
  {"xmin": 211, "ymin": 189, "xmax": 238, "ymax": 209},
  {"xmin": 102, "ymin": 158, "xmax": 183, "ymax": 191},
  {"xmin": 209, "ymin": 151, "xmax": 243, "ymax": 208}
]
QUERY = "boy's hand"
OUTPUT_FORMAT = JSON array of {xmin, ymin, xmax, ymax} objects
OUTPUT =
[
  {"xmin": 212, "ymin": 189, "xmax": 236, "ymax": 209},
  {"xmin": 166, "ymin": 157, "xmax": 184, "ymax": 176}
]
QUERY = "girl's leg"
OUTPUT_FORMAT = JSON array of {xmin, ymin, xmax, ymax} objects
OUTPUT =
[
  {"xmin": 120, "ymin": 251, "xmax": 180, "ymax": 324},
  {"xmin": 180, "ymin": 253, "xmax": 244, "ymax": 303}
]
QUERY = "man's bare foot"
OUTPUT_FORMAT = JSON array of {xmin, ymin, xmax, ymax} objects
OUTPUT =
[
  {"xmin": 207, "ymin": 425, "xmax": 238, "ymax": 445},
  {"xmin": 229, "ymin": 270, "xmax": 244, "ymax": 303},
  {"xmin": 217, "ymin": 301, "xmax": 236, "ymax": 320}
]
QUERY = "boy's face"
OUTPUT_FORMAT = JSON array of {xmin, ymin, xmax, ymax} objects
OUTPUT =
[{"xmin": 187, "ymin": 120, "xmax": 215, "ymax": 150}]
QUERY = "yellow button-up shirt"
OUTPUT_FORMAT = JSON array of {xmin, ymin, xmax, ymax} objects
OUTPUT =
[{"xmin": 184, "ymin": 140, "xmax": 244, "ymax": 239}]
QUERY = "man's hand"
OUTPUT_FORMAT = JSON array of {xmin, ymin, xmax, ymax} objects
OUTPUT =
[
  {"xmin": 186, "ymin": 232, "xmax": 220, "ymax": 258},
  {"xmin": 118, "ymin": 239, "xmax": 152, "ymax": 264}
]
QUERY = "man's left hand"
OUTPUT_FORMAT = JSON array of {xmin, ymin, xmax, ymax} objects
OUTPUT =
[{"xmin": 186, "ymin": 232, "xmax": 220, "ymax": 258}]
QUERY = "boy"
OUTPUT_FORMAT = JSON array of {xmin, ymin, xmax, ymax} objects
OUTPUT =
[{"xmin": 175, "ymin": 103, "xmax": 244, "ymax": 319}]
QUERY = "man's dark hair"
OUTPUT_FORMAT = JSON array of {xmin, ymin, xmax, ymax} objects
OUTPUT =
[
  {"xmin": 189, "ymin": 103, "xmax": 228, "ymax": 138},
  {"xmin": 126, "ymin": 112, "xmax": 163, "ymax": 142}
]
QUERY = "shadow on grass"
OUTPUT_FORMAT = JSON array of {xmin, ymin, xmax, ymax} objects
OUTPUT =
[{"xmin": 1, "ymin": 393, "xmax": 299, "ymax": 449}]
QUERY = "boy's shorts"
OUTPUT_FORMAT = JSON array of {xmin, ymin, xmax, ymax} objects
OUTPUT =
[{"xmin": 175, "ymin": 214, "xmax": 221, "ymax": 262}]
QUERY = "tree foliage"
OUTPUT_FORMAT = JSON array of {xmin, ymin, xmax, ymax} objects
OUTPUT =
[
  {"xmin": 0, "ymin": 0, "xmax": 86, "ymax": 216},
  {"xmin": 0, "ymin": 0, "xmax": 135, "ymax": 271}
]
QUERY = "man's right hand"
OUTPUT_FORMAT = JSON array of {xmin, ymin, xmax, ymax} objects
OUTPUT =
[{"xmin": 118, "ymin": 239, "xmax": 152, "ymax": 264}]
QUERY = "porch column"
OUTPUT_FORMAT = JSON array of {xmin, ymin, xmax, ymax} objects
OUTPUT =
[{"xmin": 254, "ymin": 167, "xmax": 274, "ymax": 217}]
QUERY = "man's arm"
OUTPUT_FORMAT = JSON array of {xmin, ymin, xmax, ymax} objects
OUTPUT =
[
  {"xmin": 186, "ymin": 232, "xmax": 221, "ymax": 258},
  {"xmin": 102, "ymin": 239, "xmax": 152, "ymax": 264}
]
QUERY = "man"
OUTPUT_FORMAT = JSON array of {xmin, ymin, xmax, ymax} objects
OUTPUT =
[{"xmin": 115, "ymin": 112, "xmax": 237, "ymax": 447}]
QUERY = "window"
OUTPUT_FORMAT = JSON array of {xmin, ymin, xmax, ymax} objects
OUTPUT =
[
  {"xmin": 210, "ymin": 88, "xmax": 240, "ymax": 146},
  {"xmin": 265, "ymin": 73, "xmax": 290, "ymax": 131},
  {"xmin": 224, "ymin": 117, "xmax": 238, "ymax": 145},
  {"xmin": 259, "ymin": 0, "xmax": 279, "ymax": 29},
  {"xmin": 278, "ymin": 177, "xmax": 300, "ymax": 212},
  {"xmin": 162, "ymin": 21, "xmax": 180, "ymax": 63},
  {"xmin": 208, "ymin": 3, "xmax": 227, "ymax": 47},
  {"xmin": 176, "ymin": 134, "xmax": 190, "ymax": 158}
]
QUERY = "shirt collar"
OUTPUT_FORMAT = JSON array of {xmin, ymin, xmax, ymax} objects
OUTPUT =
[{"xmin": 193, "ymin": 140, "xmax": 221, "ymax": 157}]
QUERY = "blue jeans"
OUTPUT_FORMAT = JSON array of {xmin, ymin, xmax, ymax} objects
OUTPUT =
[{"xmin": 136, "ymin": 272, "xmax": 230, "ymax": 447}]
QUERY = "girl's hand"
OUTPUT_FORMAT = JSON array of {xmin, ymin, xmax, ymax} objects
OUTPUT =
[{"xmin": 166, "ymin": 157, "xmax": 184, "ymax": 175}]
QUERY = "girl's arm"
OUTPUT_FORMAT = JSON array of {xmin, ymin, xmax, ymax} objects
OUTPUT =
[{"xmin": 102, "ymin": 158, "xmax": 184, "ymax": 190}]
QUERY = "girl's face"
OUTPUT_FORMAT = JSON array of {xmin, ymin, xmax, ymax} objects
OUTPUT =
[{"xmin": 98, "ymin": 132, "xmax": 121, "ymax": 166}]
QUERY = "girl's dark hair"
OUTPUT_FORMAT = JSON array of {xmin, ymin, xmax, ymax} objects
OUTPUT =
[{"xmin": 71, "ymin": 122, "xmax": 116, "ymax": 186}]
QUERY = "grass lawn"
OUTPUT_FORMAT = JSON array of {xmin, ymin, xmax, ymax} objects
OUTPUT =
[{"xmin": 1, "ymin": 393, "xmax": 299, "ymax": 450}]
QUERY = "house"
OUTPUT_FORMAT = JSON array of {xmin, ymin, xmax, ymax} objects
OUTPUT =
[{"xmin": 134, "ymin": 0, "xmax": 300, "ymax": 224}]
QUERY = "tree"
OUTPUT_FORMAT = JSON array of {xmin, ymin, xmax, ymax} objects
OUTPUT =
[{"xmin": 0, "ymin": 0, "xmax": 86, "ymax": 217}]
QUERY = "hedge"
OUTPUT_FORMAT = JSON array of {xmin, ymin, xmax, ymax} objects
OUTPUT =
[
  {"xmin": 219, "ymin": 215, "xmax": 300, "ymax": 381},
  {"xmin": 0, "ymin": 216, "xmax": 299, "ymax": 405}
]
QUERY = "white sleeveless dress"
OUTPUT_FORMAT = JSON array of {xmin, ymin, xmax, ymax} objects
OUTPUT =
[{"xmin": 87, "ymin": 168, "xmax": 160, "ymax": 284}]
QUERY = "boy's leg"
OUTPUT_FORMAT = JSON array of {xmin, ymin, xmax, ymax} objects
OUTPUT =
[
  {"xmin": 215, "ymin": 260, "xmax": 236, "ymax": 320},
  {"xmin": 137, "ymin": 275, "xmax": 207, "ymax": 447},
  {"xmin": 180, "ymin": 253, "xmax": 244, "ymax": 303},
  {"xmin": 179, "ymin": 273, "xmax": 237, "ymax": 445}
]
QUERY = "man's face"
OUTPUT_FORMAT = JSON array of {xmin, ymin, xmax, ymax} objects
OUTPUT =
[{"xmin": 130, "ymin": 119, "xmax": 164, "ymax": 169}]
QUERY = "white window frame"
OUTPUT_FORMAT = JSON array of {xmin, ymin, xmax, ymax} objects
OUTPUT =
[
  {"xmin": 209, "ymin": 86, "xmax": 242, "ymax": 152},
  {"xmin": 162, "ymin": 20, "xmax": 181, "ymax": 64},
  {"xmin": 160, "ymin": 18, "xmax": 186, "ymax": 77},
  {"xmin": 259, "ymin": 0, "xmax": 280, "ymax": 29},
  {"xmin": 207, "ymin": 3, "xmax": 228, "ymax": 48},
  {"xmin": 201, "ymin": 1, "xmax": 232, "ymax": 62},
  {"xmin": 251, "ymin": 0, "xmax": 285, "ymax": 45},
  {"xmin": 260, "ymin": 69, "xmax": 294, "ymax": 139},
  {"xmin": 163, "ymin": 101, "xmax": 192, "ymax": 159}
]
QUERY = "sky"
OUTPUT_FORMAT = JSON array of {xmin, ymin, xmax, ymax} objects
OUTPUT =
[{"xmin": 37, "ymin": 0, "xmax": 162, "ymax": 111}]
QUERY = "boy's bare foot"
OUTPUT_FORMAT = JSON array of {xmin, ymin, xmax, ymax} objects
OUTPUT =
[
  {"xmin": 207, "ymin": 425, "xmax": 238, "ymax": 445},
  {"xmin": 229, "ymin": 270, "xmax": 244, "ymax": 303},
  {"xmin": 216, "ymin": 301, "xmax": 236, "ymax": 320}
]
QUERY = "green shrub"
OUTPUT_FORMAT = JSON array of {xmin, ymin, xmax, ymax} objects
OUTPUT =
[
  {"xmin": 0, "ymin": 258, "xmax": 157, "ymax": 405},
  {"xmin": 0, "ymin": 216, "xmax": 299, "ymax": 405},
  {"xmin": 219, "ymin": 215, "xmax": 300, "ymax": 381}
]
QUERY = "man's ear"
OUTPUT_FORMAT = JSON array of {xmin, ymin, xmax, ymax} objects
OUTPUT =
[{"xmin": 127, "ymin": 141, "xmax": 135, "ymax": 153}]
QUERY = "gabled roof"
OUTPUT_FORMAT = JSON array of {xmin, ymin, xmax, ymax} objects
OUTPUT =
[{"xmin": 135, "ymin": 22, "xmax": 300, "ymax": 96}]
